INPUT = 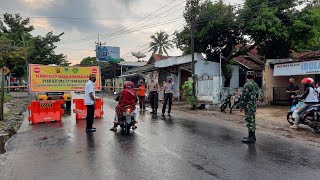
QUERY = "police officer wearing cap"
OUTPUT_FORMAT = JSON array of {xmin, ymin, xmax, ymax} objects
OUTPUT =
[
  {"xmin": 162, "ymin": 76, "xmax": 174, "ymax": 116},
  {"xmin": 239, "ymin": 71, "xmax": 259, "ymax": 143}
]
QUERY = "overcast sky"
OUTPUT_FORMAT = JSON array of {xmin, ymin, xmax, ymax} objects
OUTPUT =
[{"xmin": 0, "ymin": 0, "xmax": 242, "ymax": 64}]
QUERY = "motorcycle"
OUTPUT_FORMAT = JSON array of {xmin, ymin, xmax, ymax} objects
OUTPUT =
[
  {"xmin": 230, "ymin": 94, "xmax": 242, "ymax": 114},
  {"xmin": 287, "ymin": 96, "xmax": 320, "ymax": 133},
  {"xmin": 120, "ymin": 105, "xmax": 136, "ymax": 134},
  {"xmin": 220, "ymin": 94, "xmax": 232, "ymax": 112},
  {"xmin": 114, "ymin": 92, "xmax": 137, "ymax": 134},
  {"xmin": 221, "ymin": 94, "xmax": 241, "ymax": 113}
]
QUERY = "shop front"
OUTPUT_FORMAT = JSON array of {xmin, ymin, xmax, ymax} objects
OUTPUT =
[{"xmin": 265, "ymin": 59, "xmax": 320, "ymax": 104}]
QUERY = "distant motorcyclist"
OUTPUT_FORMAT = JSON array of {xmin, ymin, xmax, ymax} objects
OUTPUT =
[
  {"xmin": 290, "ymin": 77, "xmax": 319, "ymax": 129},
  {"xmin": 110, "ymin": 81, "xmax": 137, "ymax": 132}
]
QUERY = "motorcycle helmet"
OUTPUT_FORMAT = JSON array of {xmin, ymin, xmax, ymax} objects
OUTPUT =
[
  {"xmin": 124, "ymin": 81, "xmax": 134, "ymax": 89},
  {"xmin": 301, "ymin": 77, "xmax": 314, "ymax": 85}
]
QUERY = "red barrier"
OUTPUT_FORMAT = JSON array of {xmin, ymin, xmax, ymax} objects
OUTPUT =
[
  {"xmin": 28, "ymin": 100, "xmax": 65, "ymax": 124},
  {"xmin": 73, "ymin": 98, "xmax": 104, "ymax": 120}
]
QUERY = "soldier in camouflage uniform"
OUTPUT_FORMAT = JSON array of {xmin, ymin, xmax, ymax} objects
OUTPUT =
[{"xmin": 239, "ymin": 71, "xmax": 259, "ymax": 144}]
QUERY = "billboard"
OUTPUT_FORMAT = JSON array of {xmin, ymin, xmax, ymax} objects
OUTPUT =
[
  {"xmin": 29, "ymin": 64, "xmax": 101, "ymax": 92},
  {"xmin": 96, "ymin": 46, "xmax": 120, "ymax": 63}
]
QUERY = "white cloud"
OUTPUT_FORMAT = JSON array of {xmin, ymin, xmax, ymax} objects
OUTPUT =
[
  {"xmin": 30, "ymin": 18, "xmax": 53, "ymax": 31},
  {"xmin": 1, "ymin": 0, "xmax": 244, "ymax": 64},
  {"xmin": 20, "ymin": 0, "xmax": 55, "ymax": 9}
]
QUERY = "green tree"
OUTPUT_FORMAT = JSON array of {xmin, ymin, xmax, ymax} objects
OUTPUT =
[
  {"xmin": 0, "ymin": 13, "xmax": 34, "ymax": 46},
  {"xmin": 80, "ymin": 57, "xmax": 98, "ymax": 66},
  {"xmin": 175, "ymin": 0, "xmax": 245, "ymax": 86},
  {"xmin": 80, "ymin": 56, "xmax": 111, "ymax": 80},
  {"xmin": 239, "ymin": 0, "xmax": 320, "ymax": 58},
  {"xmin": 149, "ymin": 31, "xmax": 174, "ymax": 55},
  {"xmin": 0, "ymin": 35, "xmax": 27, "ymax": 78},
  {"xmin": 30, "ymin": 32, "xmax": 66, "ymax": 65},
  {"xmin": 0, "ymin": 13, "xmax": 67, "ymax": 77}
]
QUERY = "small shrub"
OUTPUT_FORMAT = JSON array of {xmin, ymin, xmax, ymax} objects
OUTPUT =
[{"xmin": 182, "ymin": 81, "xmax": 198, "ymax": 108}]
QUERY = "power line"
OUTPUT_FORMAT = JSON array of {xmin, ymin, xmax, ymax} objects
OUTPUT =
[
  {"xmin": 99, "ymin": 0, "xmax": 184, "ymax": 40},
  {"xmin": 57, "ymin": 0, "xmax": 184, "ymax": 45},
  {"xmin": 100, "ymin": 1, "xmax": 186, "ymax": 42},
  {"xmin": 58, "ymin": 17, "xmax": 184, "ymax": 46},
  {"xmin": 104, "ymin": 17, "xmax": 184, "ymax": 43},
  {"xmin": 121, "ymin": 23, "xmax": 184, "ymax": 59}
]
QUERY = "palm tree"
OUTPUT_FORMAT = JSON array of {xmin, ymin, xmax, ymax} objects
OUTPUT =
[{"xmin": 148, "ymin": 31, "xmax": 174, "ymax": 56}]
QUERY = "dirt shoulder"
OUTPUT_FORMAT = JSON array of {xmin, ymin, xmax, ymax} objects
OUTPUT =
[
  {"xmin": 0, "ymin": 92, "xmax": 31, "ymax": 135},
  {"xmin": 171, "ymin": 102, "xmax": 320, "ymax": 148}
]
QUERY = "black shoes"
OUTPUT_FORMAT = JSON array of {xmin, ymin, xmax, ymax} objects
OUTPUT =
[
  {"xmin": 150, "ymin": 110, "xmax": 158, "ymax": 114},
  {"xmin": 242, "ymin": 131, "xmax": 256, "ymax": 144},
  {"xmin": 86, "ymin": 128, "xmax": 96, "ymax": 133}
]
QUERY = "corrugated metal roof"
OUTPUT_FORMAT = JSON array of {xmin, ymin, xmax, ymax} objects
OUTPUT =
[
  {"xmin": 118, "ymin": 61, "xmax": 146, "ymax": 67},
  {"xmin": 124, "ymin": 64, "xmax": 157, "ymax": 74}
]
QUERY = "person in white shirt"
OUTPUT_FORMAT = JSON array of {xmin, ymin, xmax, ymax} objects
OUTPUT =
[
  {"xmin": 291, "ymin": 77, "xmax": 318, "ymax": 129},
  {"xmin": 85, "ymin": 74, "xmax": 96, "ymax": 132}
]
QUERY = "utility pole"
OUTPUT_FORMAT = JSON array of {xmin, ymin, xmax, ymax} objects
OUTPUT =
[
  {"xmin": 219, "ymin": 52, "xmax": 222, "ymax": 88},
  {"xmin": 22, "ymin": 34, "xmax": 29, "ymax": 93},
  {"xmin": 191, "ymin": 22, "xmax": 195, "ymax": 97},
  {"xmin": 95, "ymin": 34, "xmax": 107, "ymax": 92},
  {"xmin": 0, "ymin": 66, "xmax": 5, "ymax": 121},
  {"xmin": 0, "ymin": 44, "xmax": 15, "ymax": 121}
]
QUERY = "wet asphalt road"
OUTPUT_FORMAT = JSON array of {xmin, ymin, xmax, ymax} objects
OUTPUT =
[{"xmin": 1, "ymin": 93, "xmax": 320, "ymax": 180}]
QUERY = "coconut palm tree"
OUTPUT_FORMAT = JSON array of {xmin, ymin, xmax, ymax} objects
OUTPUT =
[{"xmin": 148, "ymin": 31, "xmax": 174, "ymax": 56}]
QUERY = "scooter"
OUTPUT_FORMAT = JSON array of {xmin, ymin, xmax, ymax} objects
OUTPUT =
[
  {"xmin": 287, "ymin": 96, "xmax": 320, "ymax": 133},
  {"xmin": 114, "ymin": 92, "xmax": 137, "ymax": 134}
]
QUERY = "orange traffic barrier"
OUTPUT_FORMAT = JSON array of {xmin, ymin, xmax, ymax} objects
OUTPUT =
[
  {"xmin": 73, "ymin": 98, "xmax": 104, "ymax": 120},
  {"xmin": 28, "ymin": 100, "xmax": 64, "ymax": 124}
]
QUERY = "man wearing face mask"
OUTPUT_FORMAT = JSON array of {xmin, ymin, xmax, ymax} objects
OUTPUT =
[
  {"xmin": 84, "ymin": 74, "xmax": 96, "ymax": 133},
  {"xmin": 137, "ymin": 79, "xmax": 146, "ymax": 111},
  {"xmin": 147, "ymin": 75, "xmax": 159, "ymax": 114},
  {"xmin": 162, "ymin": 76, "xmax": 174, "ymax": 116}
]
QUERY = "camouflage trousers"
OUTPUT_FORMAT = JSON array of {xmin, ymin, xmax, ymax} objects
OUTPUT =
[{"xmin": 245, "ymin": 109, "xmax": 256, "ymax": 132}]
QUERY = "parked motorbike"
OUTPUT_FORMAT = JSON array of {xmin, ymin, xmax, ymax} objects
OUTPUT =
[
  {"xmin": 220, "ymin": 94, "xmax": 232, "ymax": 112},
  {"xmin": 230, "ymin": 95, "xmax": 242, "ymax": 114},
  {"xmin": 287, "ymin": 96, "xmax": 320, "ymax": 133},
  {"xmin": 221, "ymin": 94, "xmax": 241, "ymax": 113}
]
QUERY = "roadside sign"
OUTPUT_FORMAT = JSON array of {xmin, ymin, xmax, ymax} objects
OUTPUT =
[
  {"xmin": 0, "ymin": 66, "xmax": 10, "ymax": 75},
  {"xmin": 96, "ymin": 46, "xmax": 120, "ymax": 63}
]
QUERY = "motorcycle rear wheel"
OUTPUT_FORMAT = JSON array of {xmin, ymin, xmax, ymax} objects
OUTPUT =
[
  {"xmin": 220, "ymin": 102, "xmax": 228, "ymax": 112},
  {"xmin": 287, "ymin": 112, "xmax": 294, "ymax": 125},
  {"xmin": 313, "ymin": 126, "xmax": 320, "ymax": 134},
  {"xmin": 230, "ymin": 102, "xmax": 240, "ymax": 114},
  {"xmin": 122, "ymin": 122, "xmax": 131, "ymax": 135}
]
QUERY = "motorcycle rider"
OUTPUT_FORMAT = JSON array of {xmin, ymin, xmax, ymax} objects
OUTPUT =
[
  {"xmin": 290, "ymin": 77, "xmax": 319, "ymax": 129},
  {"xmin": 110, "ymin": 81, "xmax": 138, "ymax": 132}
]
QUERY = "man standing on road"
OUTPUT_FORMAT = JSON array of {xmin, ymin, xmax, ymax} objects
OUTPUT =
[
  {"xmin": 137, "ymin": 80, "xmax": 146, "ymax": 111},
  {"xmin": 147, "ymin": 75, "xmax": 159, "ymax": 114},
  {"xmin": 85, "ymin": 74, "xmax": 96, "ymax": 133},
  {"xmin": 162, "ymin": 76, "xmax": 174, "ymax": 116},
  {"xmin": 286, "ymin": 77, "xmax": 300, "ymax": 106},
  {"xmin": 240, "ymin": 71, "xmax": 259, "ymax": 144}
]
